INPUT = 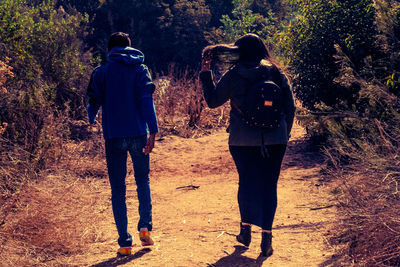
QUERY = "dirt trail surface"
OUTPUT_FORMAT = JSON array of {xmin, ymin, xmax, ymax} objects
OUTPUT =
[{"xmin": 61, "ymin": 123, "xmax": 336, "ymax": 267}]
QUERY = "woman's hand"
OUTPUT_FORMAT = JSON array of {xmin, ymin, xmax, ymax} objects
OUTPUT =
[{"xmin": 201, "ymin": 55, "xmax": 212, "ymax": 72}]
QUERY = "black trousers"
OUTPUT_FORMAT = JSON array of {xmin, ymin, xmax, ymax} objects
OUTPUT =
[{"xmin": 229, "ymin": 144, "xmax": 287, "ymax": 230}]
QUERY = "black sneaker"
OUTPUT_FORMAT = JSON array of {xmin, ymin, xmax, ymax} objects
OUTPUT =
[
  {"xmin": 236, "ymin": 222, "xmax": 251, "ymax": 247},
  {"xmin": 261, "ymin": 232, "xmax": 273, "ymax": 257}
]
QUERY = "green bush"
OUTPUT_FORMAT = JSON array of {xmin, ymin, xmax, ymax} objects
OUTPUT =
[
  {"xmin": 280, "ymin": 0, "xmax": 376, "ymax": 110},
  {"xmin": 0, "ymin": 0, "xmax": 92, "ymax": 146},
  {"xmin": 0, "ymin": 0, "xmax": 93, "ymax": 198},
  {"xmin": 280, "ymin": 1, "xmax": 400, "ymax": 265},
  {"xmin": 87, "ymin": 0, "xmax": 211, "ymax": 71}
]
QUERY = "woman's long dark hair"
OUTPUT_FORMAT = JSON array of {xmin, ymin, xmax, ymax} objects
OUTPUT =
[{"xmin": 202, "ymin": 33, "xmax": 279, "ymax": 68}]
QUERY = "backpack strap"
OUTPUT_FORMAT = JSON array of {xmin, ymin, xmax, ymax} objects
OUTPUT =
[
  {"xmin": 230, "ymin": 62, "xmax": 282, "ymax": 119},
  {"xmin": 230, "ymin": 69, "xmax": 270, "ymax": 116}
]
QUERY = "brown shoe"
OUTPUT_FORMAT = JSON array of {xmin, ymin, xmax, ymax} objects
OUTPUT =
[{"xmin": 139, "ymin": 231, "xmax": 154, "ymax": 246}]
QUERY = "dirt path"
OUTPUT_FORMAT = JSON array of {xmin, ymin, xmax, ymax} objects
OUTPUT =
[{"xmin": 69, "ymin": 123, "xmax": 337, "ymax": 266}]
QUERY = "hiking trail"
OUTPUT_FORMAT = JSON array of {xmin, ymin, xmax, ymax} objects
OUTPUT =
[
  {"xmin": 1, "ymin": 123, "xmax": 337, "ymax": 266},
  {"xmin": 67, "ymin": 122, "xmax": 337, "ymax": 266}
]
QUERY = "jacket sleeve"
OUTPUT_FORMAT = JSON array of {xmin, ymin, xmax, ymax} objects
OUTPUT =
[
  {"xmin": 279, "ymin": 71, "xmax": 296, "ymax": 136},
  {"xmin": 87, "ymin": 67, "xmax": 104, "ymax": 124},
  {"xmin": 199, "ymin": 70, "xmax": 231, "ymax": 108},
  {"xmin": 137, "ymin": 64, "xmax": 159, "ymax": 134}
]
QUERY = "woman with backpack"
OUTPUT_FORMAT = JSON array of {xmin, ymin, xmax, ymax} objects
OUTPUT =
[{"xmin": 199, "ymin": 33, "xmax": 295, "ymax": 257}]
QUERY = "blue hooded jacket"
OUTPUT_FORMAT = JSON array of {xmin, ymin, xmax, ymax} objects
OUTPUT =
[{"xmin": 87, "ymin": 47, "xmax": 158, "ymax": 140}]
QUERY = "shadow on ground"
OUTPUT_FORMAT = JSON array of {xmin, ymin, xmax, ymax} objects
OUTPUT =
[
  {"xmin": 208, "ymin": 245, "xmax": 270, "ymax": 267},
  {"xmin": 90, "ymin": 248, "xmax": 151, "ymax": 267},
  {"xmin": 282, "ymin": 138, "xmax": 323, "ymax": 171},
  {"xmin": 272, "ymin": 221, "xmax": 328, "ymax": 230},
  {"xmin": 317, "ymin": 253, "xmax": 346, "ymax": 267}
]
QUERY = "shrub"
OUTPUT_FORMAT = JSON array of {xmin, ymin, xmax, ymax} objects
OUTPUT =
[
  {"xmin": 278, "ymin": 1, "xmax": 400, "ymax": 265},
  {"xmin": 153, "ymin": 67, "xmax": 229, "ymax": 138},
  {"xmin": 284, "ymin": 1, "xmax": 400, "ymax": 265},
  {"xmin": 280, "ymin": 0, "xmax": 376, "ymax": 111},
  {"xmin": 0, "ymin": 0, "xmax": 93, "ymax": 199}
]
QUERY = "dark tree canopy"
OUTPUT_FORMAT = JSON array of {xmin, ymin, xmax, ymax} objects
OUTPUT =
[{"xmin": 86, "ymin": 0, "xmax": 211, "ymax": 71}]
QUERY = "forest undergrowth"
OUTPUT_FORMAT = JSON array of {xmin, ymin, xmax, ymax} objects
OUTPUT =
[
  {"xmin": 1, "ymin": 0, "xmax": 400, "ymax": 266},
  {"xmin": 0, "ymin": 67, "xmax": 231, "ymax": 265}
]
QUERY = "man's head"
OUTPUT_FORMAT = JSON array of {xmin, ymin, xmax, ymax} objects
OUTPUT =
[{"xmin": 108, "ymin": 32, "xmax": 131, "ymax": 51}]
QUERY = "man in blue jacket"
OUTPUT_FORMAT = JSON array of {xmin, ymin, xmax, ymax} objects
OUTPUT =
[{"xmin": 87, "ymin": 32, "xmax": 158, "ymax": 255}]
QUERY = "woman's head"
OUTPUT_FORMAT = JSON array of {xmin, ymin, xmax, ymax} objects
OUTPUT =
[
  {"xmin": 202, "ymin": 34, "xmax": 270, "ymax": 65},
  {"xmin": 234, "ymin": 33, "xmax": 269, "ymax": 62}
]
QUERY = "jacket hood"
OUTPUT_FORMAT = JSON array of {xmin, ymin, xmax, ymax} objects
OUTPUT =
[
  {"xmin": 234, "ymin": 59, "xmax": 274, "ymax": 82},
  {"xmin": 108, "ymin": 47, "xmax": 144, "ymax": 65}
]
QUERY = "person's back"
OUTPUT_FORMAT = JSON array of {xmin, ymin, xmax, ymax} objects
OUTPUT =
[
  {"xmin": 87, "ymin": 32, "xmax": 158, "ymax": 256},
  {"xmin": 89, "ymin": 46, "xmax": 157, "ymax": 139},
  {"xmin": 200, "ymin": 33, "xmax": 296, "ymax": 257}
]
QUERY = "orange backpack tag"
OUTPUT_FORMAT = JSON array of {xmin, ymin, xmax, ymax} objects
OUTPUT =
[{"xmin": 264, "ymin": 100, "xmax": 273, "ymax": 107}]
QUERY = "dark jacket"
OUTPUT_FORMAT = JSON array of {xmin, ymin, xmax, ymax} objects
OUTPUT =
[
  {"xmin": 200, "ymin": 60, "xmax": 295, "ymax": 146},
  {"xmin": 87, "ymin": 47, "xmax": 158, "ymax": 140}
]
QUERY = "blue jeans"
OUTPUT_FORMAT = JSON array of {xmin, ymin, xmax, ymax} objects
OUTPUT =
[{"xmin": 105, "ymin": 135, "xmax": 152, "ymax": 247}]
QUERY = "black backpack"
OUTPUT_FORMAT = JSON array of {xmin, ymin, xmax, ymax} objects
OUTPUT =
[{"xmin": 232, "ymin": 77, "xmax": 284, "ymax": 129}]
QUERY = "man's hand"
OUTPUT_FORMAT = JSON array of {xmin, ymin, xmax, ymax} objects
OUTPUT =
[
  {"xmin": 89, "ymin": 120, "xmax": 101, "ymax": 132},
  {"xmin": 143, "ymin": 133, "xmax": 156, "ymax": 155}
]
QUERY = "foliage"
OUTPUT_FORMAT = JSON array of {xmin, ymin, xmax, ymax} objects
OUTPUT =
[
  {"xmin": 280, "ymin": 0, "xmax": 376, "ymax": 110},
  {"xmin": 86, "ymin": 0, "xmax": 282, "ymax": 70},
  {"xmin": 87, "ymin": 0, "xmax": 211, "ymax": 71},
  {"xmin": 0, "ymin": 57, "xmax": 13, "ymax": 95},
  {"xmin": 157, "ymin": 0, "xmax": 211, "ymax": 69},
  {"xmin": 0, "ymin": 0, "xmax": 92, "ymax": 118},
  {"xmin": 153, "ymin": 67, "xmax": 229, "ymax": 138},
  {"xmin": 0, "ymin": 0, "xmax": 93, "ymax": 198},
  {"xmin": 220, "ymin": 0, "xmax": 257, "ymax": 42},
  {"xmin": 377, "ymin": 0, "xmax": 400, "ymax": 98},
  {"xmin": 205, "ymin": 0, "xmax": 234, "ymax": 27},
  {"xmin": 0, "ymin": 58, "xmax": 12, "ymax": 137},
  {"xmin": 325, "ymin": 56, "xmax": 400, "ymax": 265},
  {"xmin": 284, "ymin": 0, "xmax": 400, "ymax": 265},
  {"xmin": 250, "ymin": 0, "xmax": 289, "ymax": 18},
  {"xmin": 212, "ymin": 0, "xmax": 277, "ymax": 44},
  {"xmin": 1, "ymin": 0, "xmax": 399, "ymax": 264},
  {"xmin": 284, "ymin": 0, "xmax": 400, "ymax": 159},
  {"xmin": 55, "ymin": 0, "xmax": 100, "ymax": 17}
]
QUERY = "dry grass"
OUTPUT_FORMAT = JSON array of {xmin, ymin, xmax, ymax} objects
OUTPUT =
[
  {"xmin": 0, "ymin": 175, "xmax": 107, "ymax": 266},
  {"xmin": 0, "ymin": 114, "xmax": 103, "ymax": 200},
  {"xmin": 0, "ymin": 107, "xmax": 111, "ymax": 265},
  {"xmin": 0, "ymin": 68, "xmax": 232, "ymax": 265},
  {"xmin": 328, "ymin": 163, "xmax": 400, "ymax": 266},
  {"xmin": 320, "ymin": 99, "xmax": 400, "ymax": 266},
  {"xmin": 0, "ymin": 124, "xmax": 109, "ymax": 265},
  {"xmin": 153, "ymin": 67, "xmax": 230, "ymax": 138},
  {"xmin": 297, "ymin": 40, "xmax": 400, "ymax": 265}
]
